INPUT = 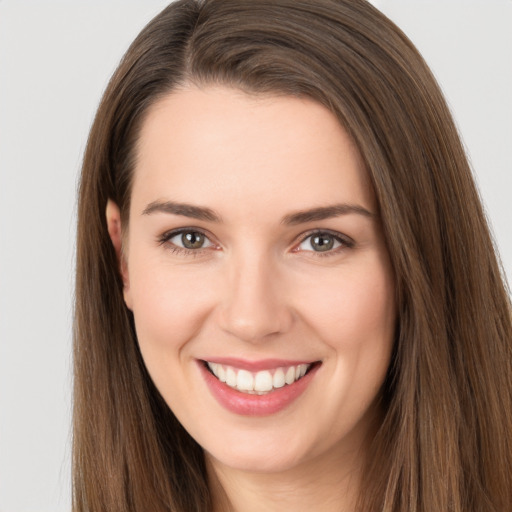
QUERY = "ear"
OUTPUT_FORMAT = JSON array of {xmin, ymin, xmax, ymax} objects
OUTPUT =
[
  {"xmin": 106, "ymin": 199, "xmax": 131, "ymax": 307},
  {"xmin": 106, "ymin": 199, "xmax": 123, "ymax": 256}
]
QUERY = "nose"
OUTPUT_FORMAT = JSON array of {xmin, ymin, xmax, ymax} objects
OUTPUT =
[{"xmin": 217, "ymin": 252, "xmax": 293, "ymax": 343}]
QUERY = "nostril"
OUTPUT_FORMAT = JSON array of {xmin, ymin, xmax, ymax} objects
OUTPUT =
[{"xmin": 217, "ymin": 297, "xmax": 293, "ymax": 343}]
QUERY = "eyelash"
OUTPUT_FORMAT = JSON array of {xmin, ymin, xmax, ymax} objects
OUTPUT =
[
  {"xmin": 157, "ymin": 228, "xmax": 354, "ymax": 257},
  {"xmin": 157, "ymin": 228, "xmax": 217, "ymax": 257},
  {"xmin": 294, "ymin": 229, "xmax": 355, "ymax": 257}
]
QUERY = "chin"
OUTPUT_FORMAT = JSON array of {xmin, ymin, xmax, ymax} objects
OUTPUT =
[
  {"xmin": 208, "ymin": 448, "xmax": 307, "ymax": 475},
  {"xmin": 202, "ymin": 425, "xmax": 321, "ymax": 475}
]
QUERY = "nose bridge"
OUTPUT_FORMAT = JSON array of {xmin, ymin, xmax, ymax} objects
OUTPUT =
[{"xmin": 218, "ymin": 246, "xmax": 292, "ymax": 342}]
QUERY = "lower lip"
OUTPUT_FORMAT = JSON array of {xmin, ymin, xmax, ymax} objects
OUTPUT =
[{"xmin": 198, "ymin": 361, "xmax": 320, "ymax": 416}]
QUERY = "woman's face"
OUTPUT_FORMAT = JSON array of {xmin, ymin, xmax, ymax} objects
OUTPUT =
[{"xmin": 118, "ymin": 86, "xmax": 396, "ymax": 474}]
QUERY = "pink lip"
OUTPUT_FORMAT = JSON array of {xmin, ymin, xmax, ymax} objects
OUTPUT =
[
  {"xmin": 198, "ymin": 360, "xmax": 320, "ymax": 416},
  {"xmin": 203, "ymin": 357, "xmax": 314, "ymax": 371}
]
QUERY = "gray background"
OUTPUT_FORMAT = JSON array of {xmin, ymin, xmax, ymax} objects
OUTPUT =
[{"xmin": 0, "ymin": 1, "xmax": 510, "ymax": 510}]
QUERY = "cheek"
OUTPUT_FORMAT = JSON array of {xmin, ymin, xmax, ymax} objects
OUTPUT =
[
  {"xmin": 127, "ymin": 260, "xmax": 216, "ymax": 368},
  {"xmin": 299, "ymin": 258, "xmax": 395, "ymax": 427},
  {"xmin": 298, "ymin": 259, "xmax": 395, "ymax": 350}
]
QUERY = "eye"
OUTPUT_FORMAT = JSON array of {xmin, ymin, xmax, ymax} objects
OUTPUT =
[
  {"xmin": 177, "ymin": 231, "xmax": 210, "ymax": 249},
  {"xmin": 159, "ymin": 229, "xmax": 215, "ymax": 251},
  {"xmin": 296, "ymin": 231, "xmax": 352, "ymax": 253}
]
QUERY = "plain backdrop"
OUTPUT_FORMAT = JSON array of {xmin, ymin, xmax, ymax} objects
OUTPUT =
[{"xmin": 0, "ymin": 1, "xmax": 510, "ymax": 511}]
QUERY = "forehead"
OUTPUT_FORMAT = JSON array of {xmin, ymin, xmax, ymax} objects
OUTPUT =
[{"xmin": 131, "ymin": 86, "xmax": 374, "ymax": 217}]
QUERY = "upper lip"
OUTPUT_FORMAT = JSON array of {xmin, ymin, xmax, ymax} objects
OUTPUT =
[{"xmin": 199, "ymin": 357, "xmax": 319, "ymax": 371}]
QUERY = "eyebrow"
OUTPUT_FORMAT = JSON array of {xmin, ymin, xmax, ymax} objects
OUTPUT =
[
  {"xmin": 142, "ymin": 200, "xmax": 222, "ymax": 222},
  {"xmin": 142, "ymin": 200, "xmax": 374, "ymax": 225},
  {"xmin": 281, "ymin": 204, "xmax": 374, "ymax": 225}
]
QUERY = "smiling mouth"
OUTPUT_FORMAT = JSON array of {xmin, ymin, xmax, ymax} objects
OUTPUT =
[{"xmin": 203, "ymin": 361, "xmax": 319, "ymax": 395}]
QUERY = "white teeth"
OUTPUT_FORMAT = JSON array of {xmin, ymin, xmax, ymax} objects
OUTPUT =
[
  {"xmin": 285, "ymin": 366, "xmax": 295, "ymax": 385},
  {"xmin": 237, "ymin": 369, "xmax": 254, "ymax": 391},
  {"xmin": 254, "ymin": 370, "xmax": 273, "ymax": 392},
  {"xmin": 273, "ymin": 368, "xmax": 285, "ymax": 388},
  {"xmin": 207, "ymin": 361, "xmax": 312, "ymax": 394},
  {"xmin": 226, "ymin": 367, "xmax": 237, "ymax": 387}
]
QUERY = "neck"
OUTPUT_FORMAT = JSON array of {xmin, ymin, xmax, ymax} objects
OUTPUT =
[{"xmin": 206, "ymin": 443, "xmax": 364, "ymax": 512}]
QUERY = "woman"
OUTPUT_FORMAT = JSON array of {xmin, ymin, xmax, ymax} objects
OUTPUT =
[{"xmin": 74, "ymin": 0, "xmax": 512, "ymax": 510}]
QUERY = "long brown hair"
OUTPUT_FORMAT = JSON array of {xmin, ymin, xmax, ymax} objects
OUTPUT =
[{"xmin": 74, "ymin": 1, "xmax": 512, "ymax": 510}]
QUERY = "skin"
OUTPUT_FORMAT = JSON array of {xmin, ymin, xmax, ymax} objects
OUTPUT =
[{"xmin": 107, "ymin": 86, "xmax": 396, "ymax": 511}]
